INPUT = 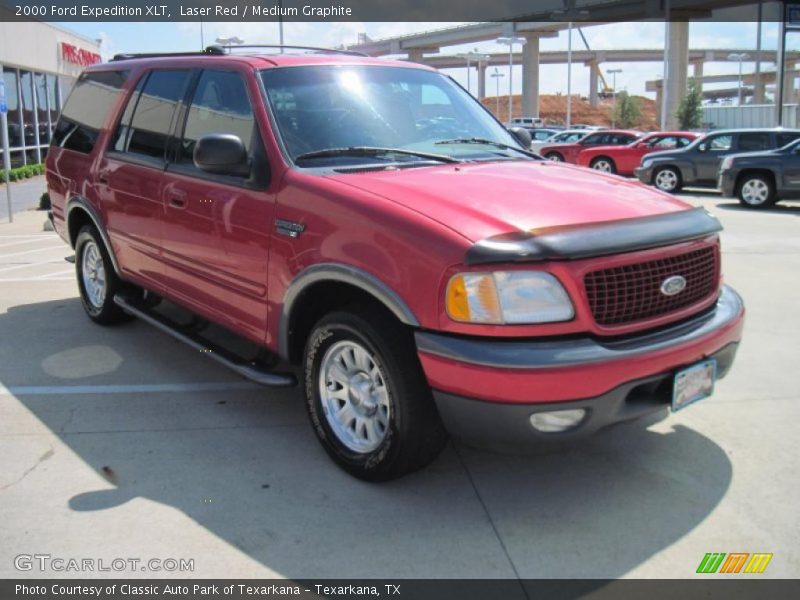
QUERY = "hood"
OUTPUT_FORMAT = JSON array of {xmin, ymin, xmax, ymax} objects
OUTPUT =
[
  {"xmin": 643, "ymin": 147, "xmax": 689, "ymax": 161},
  {"xmin": 325, "ymin": 160, "xmax": 691, "ymax": 242},
  {"xmin": 728, "ymin": 148, "xmax": 782, "ymax": 161}
]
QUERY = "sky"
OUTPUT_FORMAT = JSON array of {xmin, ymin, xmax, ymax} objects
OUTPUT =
[{"xmin": 58, "ymin": 15, "xmax": 800, "ymax": 102}]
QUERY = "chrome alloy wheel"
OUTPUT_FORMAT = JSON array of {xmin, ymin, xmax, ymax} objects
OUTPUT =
[
  {"xmin": 655, "ymin": 168, "xmax": 678, "ymax": 191},
  {"xmin": 740, "ymin": 178, "xmax": 769, "ymax": 205},
  {"xmin": 318, "ymin": 340, "xmax": 391, "ymax": 453},
  {"xmin": 81, "ymin": 240, "xmax": 107, "ymax": 309},
  {"xmin": 592, "ymin": 159, "xmax": 613, "ymax": 172}
]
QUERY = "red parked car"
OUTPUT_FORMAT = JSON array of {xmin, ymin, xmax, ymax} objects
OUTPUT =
[
  {"xmin": 537, "ymin": 129, "xmax": 642, "ymax": 163},
  {"xmin": 576, "ymin": 131, "xmax": 701, "ymax": 176},
  {"xmin": 46, "ymin": 47, "xmax": 744, "ymax": 481}
]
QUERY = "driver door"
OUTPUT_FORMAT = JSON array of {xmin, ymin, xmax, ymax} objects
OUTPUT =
[{"xmin": 696, "ymin": 133, "xmax": 734, "ymax": 183}]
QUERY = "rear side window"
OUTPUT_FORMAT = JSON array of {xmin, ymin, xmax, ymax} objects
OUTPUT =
[
  {"xmin": 179, "ymin": 70, "xmax": 255, "ymax": 165},
  {"xmin": 738, "ymin": 132, "xmax": 771, "ymax": 151},
  {"xmin": 113, "ymin": 69, "xmax": 191, "ymax": 162},
  {"xmin": 777, "ymin": 132, "xmax": 800, "ymax": 147},
  {"xmin": 51, "ymin": 70, "xmax": 128, "ymax": 154},
  {"xmin": 582, "ymin": 133, "xmax": 604, "ymax": 144}
]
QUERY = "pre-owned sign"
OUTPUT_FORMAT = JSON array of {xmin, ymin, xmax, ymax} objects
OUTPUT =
[{"xmin": 61, "ymin": 43, "xmax": 101, "ymax": 67}]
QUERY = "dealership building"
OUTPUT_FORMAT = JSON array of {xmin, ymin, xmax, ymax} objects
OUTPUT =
[{"xmin": 1, "ymin": 20, "xmax": 101, "ymax": 167}]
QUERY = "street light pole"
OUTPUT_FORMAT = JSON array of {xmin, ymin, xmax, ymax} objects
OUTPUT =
[
  {"xmin": 727, "ymin": 53, "xmax": 750, "ymax": 106},
  {"xmin": 490, "ymin": 68, "xmax": 505, "ymax": 116},
  {"xmin": 566, "ymin": 22, "xmax": 573, "ymax": 128},
  {"xmin": 607, "ymin": 68, "xmax": 622, "ymax": 127},
  {"xmin": 457, "ymin": 49, "xmax": 491, "ymax": 97},
  {"xmin": 496, "ymin": 36, "xmax": 526, "ymax": 122}
]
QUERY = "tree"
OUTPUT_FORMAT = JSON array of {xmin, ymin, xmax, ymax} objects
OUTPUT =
[
  {"xmin": 613, "ymin": 91, "xmax": 641, "ymax": 128},
  {"xmin": 676, "ymin": 78, "xmax": 703, "ymax": 130}
]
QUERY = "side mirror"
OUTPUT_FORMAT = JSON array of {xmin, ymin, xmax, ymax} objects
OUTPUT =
[
  {"xmin": 193, "ymin": 133, "xmax": 250, "ymax": 177},
  {"xmin": 508, "ymin": 126, "xmax": 532, "ymax": 148},
  {"xmin": 697, "ymin": 143, "xmax": 708, "ymax": 153}
]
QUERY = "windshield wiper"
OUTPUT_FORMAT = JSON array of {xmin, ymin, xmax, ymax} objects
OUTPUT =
[
  {"xmin": 295, "ymin": 146, "xmax": 461, "ymax": 164},
  {"xmin": 434, "ymin": 137, "xmax": 539, "ymax": 158}
]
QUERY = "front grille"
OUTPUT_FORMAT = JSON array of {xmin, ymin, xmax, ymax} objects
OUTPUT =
[{"xmin": 584, "ymin": 246, "xmax": 719, "ymax": 326}]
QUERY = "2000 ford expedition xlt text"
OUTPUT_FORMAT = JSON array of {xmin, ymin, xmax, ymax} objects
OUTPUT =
[{"xmin": 46, "ymin": 46, "xmax": 744, "ymax": 481}]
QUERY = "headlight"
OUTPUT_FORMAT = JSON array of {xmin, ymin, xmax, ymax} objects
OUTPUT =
[
  {"xmin": 641, "ymin": 158, "xmax": 654, "ymax": 169},
  {"xmin": 720, "ymin": 156, "xmax": 733, "ymax": 171},
  {"xmin": 446, "ymin": 271, "xmax": 574, "ymax": 324}
]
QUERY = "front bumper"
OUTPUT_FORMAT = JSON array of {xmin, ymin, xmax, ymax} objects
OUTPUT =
[
  {"xmin": 634, "ymin": 165, "xmax": 654, "ymax": 184},
  {"xmin": 416, "ymin": 285, "xmax": 744, "ymax": 445},
  {"xmin": 718, "ymin": 169, "xmax": 737, "ymax": 197}
]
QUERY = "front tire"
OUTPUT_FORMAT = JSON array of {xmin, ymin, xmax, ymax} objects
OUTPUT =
[
  {"xmin": 653, "ymin": 166, "xmax": 682, "ymax": 193},
  {"xmin": 737, "ymin": 174, "xmax": 776, "ymax": 209},
  {"xmin": 303, "ymin": 306, "xmax": 447, "ymax": 481},
  {"xmin": 75, "ymin": 226, "xmax": 132, "ymax": 325}
]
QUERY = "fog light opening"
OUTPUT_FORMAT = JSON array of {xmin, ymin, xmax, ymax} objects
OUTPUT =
[{"xmin": 529, "ymin": 409, "xmax": 587, "ymax": 433}]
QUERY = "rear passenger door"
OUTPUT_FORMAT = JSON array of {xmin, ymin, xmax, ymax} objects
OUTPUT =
[
  {"xmin": 159, "ymin": 68, "xmax": 272, "ymax": 341},
  {"xmin": 98, "ymin": 69, "xmax": 192, "ymax": 291}
]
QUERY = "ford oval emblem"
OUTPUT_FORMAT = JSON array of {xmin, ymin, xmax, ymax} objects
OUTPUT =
[{"xmin": 660, "ymin": 275, "xmax": 687, "ymax": 296}]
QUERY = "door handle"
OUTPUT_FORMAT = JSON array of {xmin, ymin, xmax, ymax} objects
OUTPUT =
[{"xmin": 167, "ymin": 190, "xmax": 188, "ymax": 210}]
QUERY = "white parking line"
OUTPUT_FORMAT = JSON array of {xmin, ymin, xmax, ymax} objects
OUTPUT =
[
  {"xmin": 0, "ymin": 245, "xmax": 65, "ymax": 260},
  {"xmin": 34, "ymin": 269, "xmax": 74, "ymax": 279},
  {"xmin": 0, "ymin": 238, "xmax": 60, "ymax": 249},
  {"xmin": 0, "ymin": 277, "xmax": 73, "ymax": 282},
  {"xmin": 0, "ymin": 234, "xmax": 56, "ymax": 239},
  {"xmin": 0, "ymin": 382, "xmax": 263, "ymax": 396},
  {"xmin": 0, "ymin": 259, "xmax": 65, "ymax": 274}
]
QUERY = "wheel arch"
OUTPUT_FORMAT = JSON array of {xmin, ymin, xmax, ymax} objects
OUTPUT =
[
  {"xmin": 279, "ymin": 263, "xmax": 420, "ymax": 364},
  {"xmin": 735, "ymin": 168, "xmax": 776, "ymax": 193},
  {"xmin": 66, "ymin": 197, "xmax": 122, "ymax": 277}
]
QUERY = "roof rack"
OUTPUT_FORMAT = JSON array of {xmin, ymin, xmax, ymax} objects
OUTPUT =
[
  {"xmin": 205, "ymin": 44, "xmax": 368, "ymax": 57},
  {"xmin": 110, "ymin": 47, "xmax": 225, "ymax": 61}
]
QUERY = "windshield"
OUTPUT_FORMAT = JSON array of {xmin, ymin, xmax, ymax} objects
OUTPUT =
[{"xmin": 260, "ymin": 66, "xmax": 523, "ymax": 164}]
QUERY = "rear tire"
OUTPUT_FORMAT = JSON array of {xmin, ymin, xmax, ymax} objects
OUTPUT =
[
  {"xmin": 737, "ymin": 174, "xmax": 776, "ymax": 209},
  {"xmin": 590, "ymin": 157, "xmax": 616, "ymax": 174},
  {"xmin": 75, "ymin": 226, "xmax": 133, "ymax": 325},
  {"xmin": 545, "ymin": 152, "xmax": 564, "ymax": 162},
  {"xmin": 303, "ymin": 305, "xmax": 447, "ymax": 481},
  {"xmin": 653, "ymin": 166, "xmax": 682, "ymax": 193}
]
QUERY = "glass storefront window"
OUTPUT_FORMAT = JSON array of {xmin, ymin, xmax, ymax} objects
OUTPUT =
[
  {"xmin": 46, "ymin": 73, "xmax": 59, "ymax": 138},
  {"xmin": 35, "ymin": 72, "xmax": 50, "ymax": 143},
  {"xmin": 19, "ymin": 71, "xmax": 36, "ymax": 149},
  {"xmin": 2, "ymin": 68, "xmax": 22, "ymax": 147}
]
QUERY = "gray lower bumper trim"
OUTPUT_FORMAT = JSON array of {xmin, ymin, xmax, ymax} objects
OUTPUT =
[{"xmin": 416, "ymin": 285, "xmax": 743, "ymax": 370}]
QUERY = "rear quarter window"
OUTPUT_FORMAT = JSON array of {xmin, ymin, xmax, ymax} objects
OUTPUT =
[
  {"xmin": 51, "ymin": 70, "xmax": 129, "ymax": 154},
  {"xmin": 738, "ymin": 132, "xmax": 771, "ymax": 151}
]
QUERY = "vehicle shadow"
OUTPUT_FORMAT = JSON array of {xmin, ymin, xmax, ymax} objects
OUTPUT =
[
  {"xmin": 0, "ymin": 297, "xmax": 733, "ymax": 581},
  {"xmin": 714, "ymin": 201, "xmax": 800, "ymax": 215}
]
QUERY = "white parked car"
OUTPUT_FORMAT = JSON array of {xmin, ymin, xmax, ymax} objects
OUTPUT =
[{"xmin": 530, "ymin": 129, "xmax": 590, "ymax": 153}]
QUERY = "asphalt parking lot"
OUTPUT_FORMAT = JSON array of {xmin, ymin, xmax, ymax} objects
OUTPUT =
[{"xmin": 0, "ymin": 190, "xmax": 798, "ymax": 580}]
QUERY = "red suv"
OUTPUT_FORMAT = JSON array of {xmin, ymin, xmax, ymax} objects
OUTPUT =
[{"xmin": 46, "ymin": 47, "xmax": 744, "ymax": 481}]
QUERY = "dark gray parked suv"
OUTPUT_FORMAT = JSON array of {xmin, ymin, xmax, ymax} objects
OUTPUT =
[
  {"xmin": 635, "ymin": 129, "xmax": 800, "ymax": 193},
  {"xmin": 718, "ymin": 138, "xmax": 800, "ymax": 208}
]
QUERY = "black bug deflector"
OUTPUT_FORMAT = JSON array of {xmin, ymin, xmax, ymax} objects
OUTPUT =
[{"xmin": 465, "ymin": 207, "xmax": 723, "ymax": 265}]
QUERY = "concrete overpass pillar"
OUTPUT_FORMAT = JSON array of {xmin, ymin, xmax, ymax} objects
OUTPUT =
[
  {"xmin": 408, "ymin": 49, "xmax": 424, "ymax": 63},
  {"xmin": 521, "ymin": 34, "xmax": 540, "ymax": 117},
  {"xmin": 587, "ymin": 60, "xmax": 599, "ymax": 108},
  {"xmin": 654, "ymin": 82, "xmax": 664, "ymax": 127},
  {"xmin": 478, "ymin": 62, "xmax": 487, "ymax": 99},
  {"xmin": 754, "ymin": 79, "xmax": 766, "ymax": 104},
  {"xmin": 691, "ymin": 59, "xmax": 704, "ymax": 80},
  {"xmin": 784, "ymin": 59, "xmax": 796, "ymax": 104},
  {"xmin": 663, "ymin": 21, "xmax": 690, "ymax": 130}
]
